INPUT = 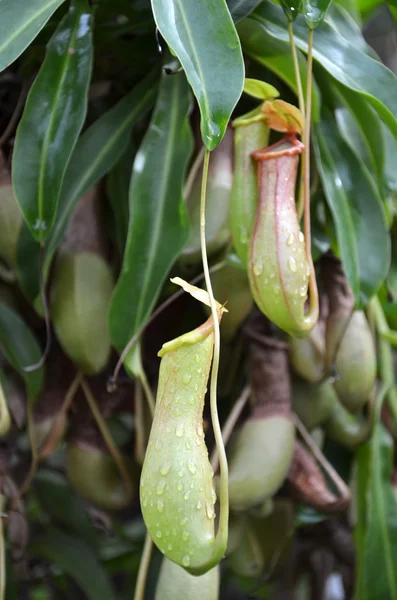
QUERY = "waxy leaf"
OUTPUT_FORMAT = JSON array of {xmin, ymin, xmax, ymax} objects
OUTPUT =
[
  {"xmin": 12, "ymin": 0, "xmax": 93, "ymax": 242},
  {"xmin": 303, "ymin": 0, "xmax": 333, "ymax": 28},
  {"xmin": 107, "ymin": 141, "xmax": 135, "ymax": 255},
  {"xmin": 0, "ymin": 0, "xmax": 66, "ymax": 73},
  {"xmin": 35, "ymin": 470, "xmax": 98, "ymax": 551},
  {"xmin": 108, "ymin": 69, "xmax": 193, "ymax": 353},
  {"xmin": 227, "ymin": 0, "xmax": 265, "ymax": 21},
  {"xmin": 31, "ymin": 527, "xmax": 116, "ymax": 600},
  {"xmin": 0, "ymin": 302, "xmax": 43, "ymax": 399},
  {"xmin": 314, "ymin": 110, "xmax": 390, "ymax": 306},
  {"xmin": 16, "ymin": 73, "xmax": 157, "ymax": 306},
  {"xmin": 280, "ymin": 0, "xmax": 302, "ymax": 22},
  {"xmin": 237, "ymin": 18, "xmax": 320, "ymax": 122},
  {"xmin": 355, "ymin": 404, "xmax": 397, "ymax": 599},
  {"xmin": 242, "ymin": 1, "xmax": 397, "ymax": 140},
  {"xmin": 151, "ymin": 0, "xmax": 244, "ymax": 150},
  {"xmin": 332, "ymin": 82, "xmax": 385, "ymax": 183}
]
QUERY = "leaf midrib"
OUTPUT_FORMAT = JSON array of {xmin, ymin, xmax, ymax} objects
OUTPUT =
[
  {"xmin": 0, "ymin": 0, "xmax": 63, "ymax": 57},
  {"xmin": 372, "ymin": 429, "xmax": 397, "ymax": 598},
  {"xmin": 132, "ymin": 80, "xmax": 183, "ymax": 336},
  {"xmin": 160, "ymin": 0, "xmax": 210, "ymax": 122},
  {"xmin": 49, "ymin": 85, "xmax": 154, "ymax": 251},
  {"xmin": 315, "ymin": 130, "xmax": 359, "ymax": 289},
  {"xmin": 37, "ymin": 9, "xmax": 83, "ymax": 230}
]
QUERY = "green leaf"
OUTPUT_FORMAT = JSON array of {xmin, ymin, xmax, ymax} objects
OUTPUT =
[
  {"xmin": 34, "ymin": 470, "xmax": 98, "ymax": 550},
  {"xmin": 16, "ymin": 73, "xmax": 158, "ymax": 306},
  {"xmin": 355, "ymin": 394, "xmax": 397, "ymax": 599},
  {"xmin": 280, "ymin": 0, "xmax": 302, "ymax": 22},
  {"xmin": 107, "ymin": 141, "xmax": 135, "ymax": 255},
  {"xmin": 237, "ymin": 18, "xmax": 321, "ymax": 122},
  {"xmin": 227, "ymin": 0, "xmax": 264, "ymax": 21},
  {"xmin": 12, "ymin": 0, "xmax": 93, "ymax": 242},
  {"xmin": 243, "ymin": 1, "xmax": 397, "ymax": 141},
  {"xmin": 331, "ymin": 81, "xmax": 385, "ymax": 182},
  {"xmin": 303, "ymin": 0, "xmax": 334, "ymax": 28},
  {"xmin": 31, "ymin": 527, "xmax": 116, "ymax": 600},
  {"xmin": 108, "ymin": 69, "xmax": 193, "ymax": 353},
  {"xmin": 0, "ymin": 0, "xmax": 66, "ymax": 73},
  {"xmin": 326, "ymin": 4, "xmax": 368, "ymax": 54},
  {"xmin": 243, "ymin": 78, "xmax": 279, "ymax": 100},
  {"xmin": 150, "ymin": 0, "xmax": 244, "ymax": 150},
  {"xmin": 0, "ymin": 302, "xmax": 44, "ymax": 399},
  {"xmin": 314, "ymin": 110, "xmax": 390, "ymax": 306}
]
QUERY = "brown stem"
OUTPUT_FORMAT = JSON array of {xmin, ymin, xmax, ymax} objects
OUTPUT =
[{"xmin": 295, "ymin": 416, "xmax": 350, "ymax": 505}]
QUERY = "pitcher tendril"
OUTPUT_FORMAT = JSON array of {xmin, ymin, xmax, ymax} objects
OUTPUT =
[{"xmin": 200, "ymin": 149, "xmax": 229, "ymax": 565}]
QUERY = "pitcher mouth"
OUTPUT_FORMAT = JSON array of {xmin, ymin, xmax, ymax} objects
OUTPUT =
[{"xmin": 251, "ymin": 135, "xmax": 304, "ymax": 161}]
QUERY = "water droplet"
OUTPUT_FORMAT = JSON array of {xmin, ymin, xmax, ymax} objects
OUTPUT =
[
  {"xmin": 182, "ymin": 530, "xmax": 190, "ymax": 541},
  {"xmin": 253, "ymin": 263, "xmax": 263, "ymax": 276},
  {"xmin": 156, "ymin": 530, "xmax": 162, "ymax": 538},
  {"xmin": 155, "ymin": 441, "xmax": 162, "ymax": 452},
  {"xmin": 197, "ymin": 423, "xmax": 204, "ymax": 437},
  {"xmin": 182, "ymin": 372, "xmax": 192, "ymax": 385},
  {"xmin": 288, "ymin": 257, "xmax": 297, "ymax": 272},
  {"xmin": 156, "ymin": 479, "xmax": 166, "ymax": 495},
  {"xmin": 180, "ymin": 517, "xmax": 188, "ymax": 526},
  {"xmin": 184, "ymin": 490, "xmax": 191, "ymax": 500},
  {"xmin": 160, "ymin": 463, "xmax": 171, "ymax": 476},
  {"xmin": 175, "ymin": 423, "xmax": 185, "ymax": 438},
  {"xmin": 298, "ymin": 231, "xmax": 304, "ymax": 243},
  {"xmin": 264, "ymin": 278, "xmax": 269, "ymax": 284},
  {"xmin": 281, "ymin": 225, "xmax": 287, "ymax": 232},
  {"xmin": 182, "ymin": 555, "xmax": 191, "ymax": 567},
  {"xmin": 178, "ymin": 469, "xmax": 184, "ymax": 478},
  {"xmin": 196, "ymin": 500, "xmax": 202, "ymax": 510},
  {"xmin": 157, "ymin": 500, "xmax": 164, "ymax": 513},
  {"xmin": 195, "ymin": 354, "xmax": 200, "ymax": 363},
  {"xmin": 168, "ymin": 543, "xmax": 173, "ymax": 551},
  {"xmin": 270, "ymin": 272, "xmax": 276, "ymax": 279},
  {"xmin": 187, "ymin": 460, "xmax": 197, "ymax": 475},
  {"xmin": 212, "ymin": 488, "xmax": 217, "ymax": 504},
  {"xmin": 240, "ymin": 229, "xmax": 248, "ymax": 244},
  {"xmin": 273, "ymin": 284, "xmax": 280, "ymax": 295},
  {"xmin": 172, "ymin": 528, "xmax": 177, "ymax": 536},
  {"xmin": 185, "ymin": 439, "xmax": 192, "ymax": 450},
  {"xmin": 206, "ymin": 501, "xmax": 215, "ymax": 519},
  {"xmin": 299, "ymin": 285, "xmax": 307, "ymax": 298},
  {"xmin": 287, "ymin": 233, "xmax": 295, "ymax": 247},
  {"xmin": 142, "ymin": 497, "xmax": 148, "ymax": 507},
  {"xmin": 177, "ymin": 482, "xmax": 183, "ymax": 492}
]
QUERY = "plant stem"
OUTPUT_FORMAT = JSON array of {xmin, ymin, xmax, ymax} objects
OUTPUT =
[
  {"xmin": 0, "ymin": 496, "xmax": 5, "ymax": 600},
  {"xmin": 134, "ymin": 378, "xmax": 146, "ymax": 465},
  {"xmin": 80, "ymin": 378, "xmax": 133, "ymax": 499},
  {"xmin": 287, "ymin": 21, "xmax": 306, "ymax": 221},
  {"xmin": 303, "ymin": 29, "xmax": 319, "ymax": 324},
  {"xmin": 21, "ymin": 399, "xmax": 39, "ymax": 496},
  {"xmin": 110, "ymin": 261, "xmax": 226, "ymax": 389},
  {"xmin": 210, "ymin": 385, "xmax": 250, "ymax": 473},
  {"xmin": 139, "ymin": 367, "xmax": 155, "ymax": 418},
  {"xmin": 133, "ymin": 533, "xmax": 153, "ymax": 600},
  {"xmin": 200, "ymin": 149, "xmax": 228, "ymax": 559},
  {"xmin": 295, "ymin": 416, "xmax": 350, "ymax": 504},
  {"xmin": 288, "ymin": 22, "xmax": 305, "ymax": 119},
  {"xmin": 370, "ymin": 296, "xmax": 397, "ymax": 423},
  {"xmin": 303, "ymin": 28, "xmax": 313, "ymax": 261},
  {"xmin": 40, "ymin": 371, "xmax": 83, "ymax": 458}
]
